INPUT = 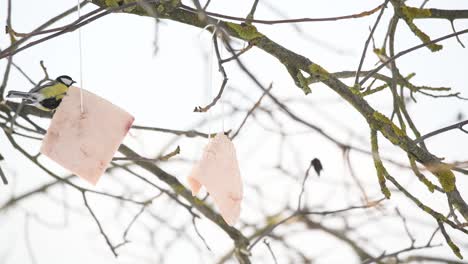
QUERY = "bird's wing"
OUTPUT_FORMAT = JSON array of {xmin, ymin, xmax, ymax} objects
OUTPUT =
[{"xmin": 28, "ymin": 80, "xmax": 57, "ymax": 94}]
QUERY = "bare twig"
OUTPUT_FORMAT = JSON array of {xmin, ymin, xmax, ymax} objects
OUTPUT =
[
  {"xmin": 231, "ymin": 83, "xmax": 272, "ymax": 139},
  {"xmin": 24, "ymin": 214, "xmax": 38, "ymax": 264},
  {"xmin": 113, "ymin": 146, "xmax": 180, "ymax": 162},
  {"xmin": 114, "ymin": 205, "xmax": 147, "ymax": 249},
  {"xmin": 82, "ymin": 192, "xmax": 118, "ymax": 257},
  {"xmin": 395, "ymin": 208, "xmax": 415, "ymax": 245},
  {"xmin": 181, "ymin": 3, "xmax": 385, "ymax": 25},
  {"xmin": 192, "ymin": 216, "xmax": 212, "ymax": 251},
  {"xmin": 297, "ymin": 160, "xmax": 314, "ymax": 211},
  {"xmin": 354, "ymin": 0, "xmax": 389, "ymax": 86},
  {"xmin": 131, "ymin": 125, "xmax": 211, "ymax": 138},
  {"xmin": 248, "ymin": 199, "xmax": 384, "ymax": 250},
  {"xmin": 414, "ymin": 120, "xmax": 468, "ymax": 144},
  {"xmin": 263, "ymin": 239, "xmax": 278, "ymax": 264},
  {"xmin": 449, "ymin": 20, "xmax": 466, "ymax": 48},
  {"xmin": 360, "ymin": 28, "xmax": 468, "ymax": 85}
]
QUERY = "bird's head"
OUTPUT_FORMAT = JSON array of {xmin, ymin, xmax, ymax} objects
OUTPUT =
[{"xmin": 56, "ymin": 75, "xmax": 76, "ymax": 87}]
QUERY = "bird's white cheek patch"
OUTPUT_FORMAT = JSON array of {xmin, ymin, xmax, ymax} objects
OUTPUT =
[
  {"xmin": 187, "ymin": 133, "xmax": 243, "ymax": 225},
  {"xmin": 41, "ymin": 86, "xmax": 134, "ymax": 185}
]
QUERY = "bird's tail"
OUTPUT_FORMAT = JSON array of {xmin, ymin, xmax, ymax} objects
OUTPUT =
[{"xmin": 6, "ymin": 91, "xmax": 36, "ymax": 103}]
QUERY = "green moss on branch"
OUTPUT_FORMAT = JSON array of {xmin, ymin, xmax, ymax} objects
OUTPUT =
[
  {"xmin": 391, "ymin": 1, "xmax": 443, "ymax": 52},
  {"xmin": 225, "ymin": 22, "xmax": 264, "ymax": 41},
  {"xmin": 371, "ymin": 129, "xmax": 391, "ymax": 199},
  {"xmin": 400, "ymin": 6, "xmax": 432, "ymax": 19}
]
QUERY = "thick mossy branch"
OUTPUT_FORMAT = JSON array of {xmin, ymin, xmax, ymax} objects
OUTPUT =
[
  {"xmin": 404, "ymin": 6, "xmax": 468, "ymax": 20},
  {"xmin": 370, "ymin": 129, "xmax": 391, "ymax": 199},
  {"xmin": 94, "ymin": 0, "xmax": 182, "ymax": 17},
  {"xmin": 372, "ymin": 111, "xmax": 406, "ymax": 139}
]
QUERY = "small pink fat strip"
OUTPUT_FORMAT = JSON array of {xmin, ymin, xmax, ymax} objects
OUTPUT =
[{"xmin": 188, "ymin": 133, "xmax": 243, "ymax": 225}]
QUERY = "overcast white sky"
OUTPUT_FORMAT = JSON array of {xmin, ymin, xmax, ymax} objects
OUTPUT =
[{"xmin": 0, "ymin": 0, "xmax": 468, "ymax": 263}]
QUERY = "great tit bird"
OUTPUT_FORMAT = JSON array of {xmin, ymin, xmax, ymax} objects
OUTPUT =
[{"xmin": 7, "ymin": 75, "xmax": 76, "ymax": 111}]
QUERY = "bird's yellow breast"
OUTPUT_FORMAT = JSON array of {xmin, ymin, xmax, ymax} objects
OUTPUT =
[{"xmin": 41, "ymin": 82, "xmax": 69, "ymax": 98}]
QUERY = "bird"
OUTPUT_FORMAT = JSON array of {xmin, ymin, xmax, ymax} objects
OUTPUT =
[{"xmin": 7, "ymin": 75, "xmax": 76, "ymax": 111}]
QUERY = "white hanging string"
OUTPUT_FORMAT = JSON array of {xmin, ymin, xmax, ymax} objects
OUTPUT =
[
  {"xmin": 218, "ymin": 40, "xmax": 225, "ymax": 133},
  {"xmin": 199, "ymin": 24, "xmax": 216, "ymax": 139},
  {"xmin": 213, "ymin": 23, "xmax": 226, "ymax": 135},
  {"xmin": 77, "ymin": 0, "xmax": 85, "ymax": 114},
  {"xmin": 207, "ymin": 30, "xmax": 214, "ymax": 139},
  {"xmin": 200, "ymin": 23, "xmax": 226, "ymax": 139}
]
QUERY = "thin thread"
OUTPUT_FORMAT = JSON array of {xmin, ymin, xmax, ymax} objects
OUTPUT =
[
  {"xmin": 200, "ymin": 24, "xmax": 226, "ymax": 139},
  {"xmin": 200, "ymin": 24, "xmax": 216, "ymax": 139},
  {"xmin": 207, "ymin": 32, "xmax": 214, "ymax": 139},
  {"xmin": 219, "ymin": 41, "xmax": 225, "ymax": 133},
  {"xmin": 77, "ymin": 0, "xmax": 84, "ymax": 114}
]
